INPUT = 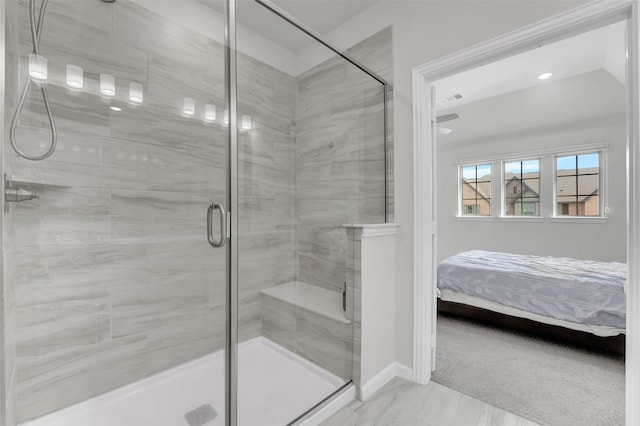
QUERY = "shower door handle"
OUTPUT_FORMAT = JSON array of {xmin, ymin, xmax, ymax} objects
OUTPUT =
[{"xmin": 207, "ymin": 201, "xmax": 227, "ymax": 248}]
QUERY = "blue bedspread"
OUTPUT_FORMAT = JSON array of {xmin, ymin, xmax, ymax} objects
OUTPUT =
[{"xmin": 437, "ymin": 250, "xmax": 627, "ymax": 329}]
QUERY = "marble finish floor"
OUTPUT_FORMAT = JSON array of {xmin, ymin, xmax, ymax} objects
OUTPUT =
[{"xmin": 321, "ymin": 378, "xmax": 539, "ymax": 426}]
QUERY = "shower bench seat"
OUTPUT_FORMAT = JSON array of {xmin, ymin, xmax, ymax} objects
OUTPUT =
[
  {"xmin": 260, "ymin": 281, "xmax": 352, "ymax": 379},
  {"xmin": 260, "ymin": 281, "xmax": 350, "ymax": 324}
]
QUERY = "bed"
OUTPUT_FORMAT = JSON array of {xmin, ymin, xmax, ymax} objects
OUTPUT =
[{"xmin": 437, "ymin": 250, "xmax": 627, "ymax": 352}]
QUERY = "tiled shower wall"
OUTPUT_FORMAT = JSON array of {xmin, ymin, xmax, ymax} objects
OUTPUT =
[
  {"xmin": 4, "ymin": 0, "xmax": 296, "ymax": 422},
  {"xmin": 296, "ymin": 28, "xmax": 393, "ymax": 293},
  {"xmin": 2, "ymin": 0, "xmax": 391, "ymax": 423}
]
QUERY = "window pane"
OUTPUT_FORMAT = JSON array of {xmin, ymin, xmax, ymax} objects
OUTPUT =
[
  {"xmin": 556, "ymin": 196, "xmax": 578, "ymax": 216},
  {"xmin": 522, "ymin": 160, "xmax": 539, "ymax": 174},
  {"xmin": 556, "ymin": 176, "xmax": 577, "ymax": 196},
  {"xmin": 462, "ymin": 181, "xmax": 477, "ymax": 195},
  {"xmin": 476, "ymin": 182, "xmax": 490, "ymax": 199},
  {"xmin": 504, "ymin": 161, "xmax": 521, "ymax": 175},
  {"xmin": 557, "ymin": 155, "xmax": 577, "ymax": 171},
  {"xmin": 476, "ymin": 164, "xmax": 491, "ymax": 182},
  {"xmin": 578, "ymin": 152, "xmax": 599, "ymax": 170},
  {"xmin": 584, "ymin": 195, "xmax": 600, "ymax": 216},
  {"xmin": 460, "ymin": 163, "xmax": 491, "ymax": 216},
  {"xmin": 522, "ymin": 178, "xmax": 540, "ymax": 199},
  {"xmin": 503, "ymin": 159, "xmax": 540, "ymax": 217},
  {"xmin": 462, "ymin": 166, "xmax": 477, "ymax": 180},
  {"xmin": 578, "ymin": 174, "xmax": 599, "ymax": 196},
  {"xmin": 523, "ymin": 203, "xmax": 537, "ymax": 216},
  {"xmin": 555, "ymin": 151, "xmax": 602, "ymax": 217}
]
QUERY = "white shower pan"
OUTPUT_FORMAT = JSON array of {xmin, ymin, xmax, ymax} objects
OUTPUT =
[{"xmin": 20, "ymin": 337, "xmax": 347, "ymax": 426}]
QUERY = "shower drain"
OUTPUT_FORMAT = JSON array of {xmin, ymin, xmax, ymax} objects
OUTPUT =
[{"xmin": 184, "ymin": 403, "xmax": 217, "ymax": 426}]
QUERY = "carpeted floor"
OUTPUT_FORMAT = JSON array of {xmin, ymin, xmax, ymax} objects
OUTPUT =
[{"xmin": 431, "ymin": 313, "xmax": 625, "ymax": 426}]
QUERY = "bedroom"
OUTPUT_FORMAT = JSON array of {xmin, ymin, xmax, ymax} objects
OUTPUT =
[{"xmin": 432, "ymin": 20, "xmax": 627, "ymax": 426}]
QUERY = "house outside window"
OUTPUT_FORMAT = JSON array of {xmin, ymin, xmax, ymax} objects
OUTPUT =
[
  {"xmin": 503, "ymin": 159, "xmax": 540, "ymax": 216},
  {"xmin": 555, "ymin": 152, "xmax": 601, "ymax": 217},
  {"xmin": 460, "ymin": 164, "xmax": 491, "ymax": 216}
]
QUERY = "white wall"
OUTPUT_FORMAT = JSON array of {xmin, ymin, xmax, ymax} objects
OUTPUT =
[
  {"xmin": 360, "ymin": 231, "xmax": 398, "ymax": 388},
  {"xmin": 296, "ymin": 0, "xmax": 586, "ymax": 368},
  {"xmin": 437, "ymin": 120, "xmax": 627, "ymax": 263},
  {"xmin": 436, "ymin": 68, "xmax": 627, "ymax": 263}
]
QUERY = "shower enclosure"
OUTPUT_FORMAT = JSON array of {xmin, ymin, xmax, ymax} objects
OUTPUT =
[{"xmin": 0, "ymin": 0, "xmax": 391, "ymax": 424}]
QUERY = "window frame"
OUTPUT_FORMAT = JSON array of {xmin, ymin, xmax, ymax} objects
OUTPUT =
[
  {"xmin": 458, "ymin": 163, "xmax": 492, "ymax": 218},
  {"xmin": 500, "ymin": 157, "xmax": 542, "ymax": 218},
  {"xmin": 552, "ymin": 149, "xmax": 606, "ymax": 219}
]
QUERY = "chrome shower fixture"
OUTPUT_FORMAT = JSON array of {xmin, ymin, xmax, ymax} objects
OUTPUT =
[
  {"xmin": 9, "ymin": 0, "xmax": 57, "ymax": 161},
  {"xmin": 100, "ymin": 0, "xmax": 116, "ymax": 2},
  {"xmin": 4, "ymin": 176, "xmax": 39, "ymax": 203}
]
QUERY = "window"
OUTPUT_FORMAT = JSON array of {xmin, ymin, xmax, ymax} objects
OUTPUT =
[
  {"xmin": 460, "ymin": 164, "xmax": 491, "ymax": 216},
  {"xmin": 465, "ymin": 204, "xmax": 480, "ymax": 215},
  {"xmin": 555, "ymin": 152, "xmax": 601, "ymax": 217},
  {"xmin": 503, "ymin": 159, "xmax": 540, "ymax": 216}
]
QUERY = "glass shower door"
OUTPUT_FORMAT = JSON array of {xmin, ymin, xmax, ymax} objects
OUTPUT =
[
  {"xmin": 3, "ymin": 0, "xmax": 230, "ymax": 425},
  {"xmin": 233, "ymin": 1, "xmax": 387, "ymax": 424}
]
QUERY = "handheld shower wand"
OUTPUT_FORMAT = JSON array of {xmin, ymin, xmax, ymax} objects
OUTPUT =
[{"xmin": 9, "ymin": 0, "xmax": 57, "ymax": 161}]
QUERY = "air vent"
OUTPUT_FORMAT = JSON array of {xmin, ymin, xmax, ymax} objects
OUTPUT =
[{"xmin": 436, "ymin": 93, "xmax": 463, "ymax": 106}]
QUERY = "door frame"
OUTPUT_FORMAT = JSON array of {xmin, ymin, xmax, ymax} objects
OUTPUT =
[{"xmin": 411, "ymin": 2, "xmax": 640, "ymax": 425}]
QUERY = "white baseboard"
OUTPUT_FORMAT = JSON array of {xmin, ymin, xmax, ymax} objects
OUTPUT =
[{"xmin": 360, "ymin": 362, "xmax": 413, "ymax": 401}]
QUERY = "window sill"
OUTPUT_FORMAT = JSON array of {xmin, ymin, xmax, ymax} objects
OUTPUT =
[
  {"xmin": 498, "ymin": 216, "xmax": 545, "ymax": 223},
  {"xmin": 550, "ymin": 216, "xmax": 607, "ymax": 223},
  {"xmin": 456, "ymin": 216, "xmax": 494, "ymax": 221}
]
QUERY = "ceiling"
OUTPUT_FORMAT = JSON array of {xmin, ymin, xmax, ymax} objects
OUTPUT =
[
  {"xmin": 435, "ymin": 20, "xmax": 626, "ymax": 110},
  {"xmin": 437, "ymin": 69, "xmax": 626, "ymax": 145},
  {"xmin": 435, "ymin": 20, "xmax": 627, "ymax": 145},
  {"xmin": 199, "ymin": 0, "xmax": 380, "ymax": 52}
]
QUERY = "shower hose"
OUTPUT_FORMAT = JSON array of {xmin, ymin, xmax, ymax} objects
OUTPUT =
[{"xmin": 9, "ymin": 0, "xmax": 57, "ymax": 161}]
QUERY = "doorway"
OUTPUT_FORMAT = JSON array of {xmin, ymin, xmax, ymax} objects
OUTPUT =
[{"xmin": 412, "ymin": 2, "xmax": 640, "ymax": 425}]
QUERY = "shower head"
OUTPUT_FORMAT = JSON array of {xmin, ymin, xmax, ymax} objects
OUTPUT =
[{"xmin": 100, "ymin": 0, "xmax": 116, "ymax": 3}]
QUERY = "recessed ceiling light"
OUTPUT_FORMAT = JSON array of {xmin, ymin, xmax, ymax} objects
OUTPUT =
[
  {"xmin": 438, "ymin": 127, "xmax": 452, "ymax": 135},
  {"xmin": 110, "ymin": 106, "xmax": 122, "ymax": 112},
  {"xmin": 537, "ymin": 72, "xmax": 553, "ymax": 80}
]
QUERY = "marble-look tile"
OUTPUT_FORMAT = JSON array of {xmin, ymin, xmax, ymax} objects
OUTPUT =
[
  {"xmin": 13, "ymin": 187, "xmax": 111, "ymax": 245},
  {"xmin": 261, "ymin": 294, "xmax": 296, "ymax": 353},
  {"xmin": 346, "ymin": 27, "xmax": 393, "ymax": 82},
  {"xmin": 15, "ymin": 0, "xmax": 111, "ymax": 38},
  {"xmin": 239, "ymin": 293, "xmax": 262, "ymax": 343},
  {"xmin": 14, "ymin": 1, "xmax": 147, "ymax": 84},
  {"xmin": 10, "ymin": 129, "xmax": 147, "ymax": 190},
  {"xmin": 146, "ymin": 145, "xmax": 219, "ymax": 193},
  {"xmin": 295, "ymin": 307, "xmax": 353, "ymax": 380},
  {"xmin": 10, "ymin": 83, "xmax": 111, "ymax": 138},
  {"xmin": 322, "ymin": 378, "xmax": 540, "ymax": 426},
  {"xmin": 238, "ymin": 196, "xmax": 296, "ymax": 233},
  {"xmin": 110, "ymin": 189, "xmax": 207, "ymax": 240},
  {"xmin": 237, "ymin": 52, "xmax": 296, "ymax": 135},
  {"xmin": 297, "ymin": 253, "xmax": 346, "ymax": 293},
  {"xmin": 239, "ymin": 248, "xmax": 296, "ymax": 296},
  {"xmin": 112, "ymin": 0, "xmax": 211, "ymax": 72},
  {"xmin": 15, "ymin": 333, "xmax": 149, "ymax": 422},
  {"xmin": 145, "ymin": 306, "xmax": 224, "ymax": 373},
  {"xmin": 111, "ymin": 279, "xmax": 210, "ymax": 338},
  {"xmin": 110, "ymin": 101, "xmax": 220, "ymax": 155},
  {"xmin": 13, "ymin": 289, "xmax": 110, "ymax": 360},
  {"xmin": 101, "ymin": 139, "xmax": 148, "ymax": 173},
  {"xmin": 295, "ymin": 27, "xmax": 392, "ymax": 295},
  {"xmin": 147, "ymin": 53, "xmax": 224, "ymax": 107},
  {"xmin": 240, "ymin": 159, "xmax": 295, "ymax": 200}
]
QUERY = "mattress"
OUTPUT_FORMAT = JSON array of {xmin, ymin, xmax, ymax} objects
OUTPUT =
[{"xmin": 437, "ymin": 250, "xmax": 627, "ymax": 331}]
